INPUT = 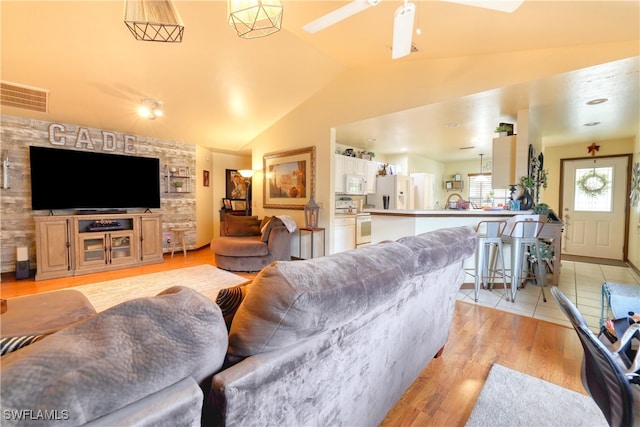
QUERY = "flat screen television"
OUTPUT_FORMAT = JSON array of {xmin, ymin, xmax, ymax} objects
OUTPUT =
[{"xmin": 29, "ymin": 146, "xmax": 161, "ymax": 211}]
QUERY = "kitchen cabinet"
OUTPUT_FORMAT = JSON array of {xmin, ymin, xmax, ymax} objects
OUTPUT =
[
  {"xmin": 335, "ymin": 154, "xmax": 346, "ymax": 193},
  {"xmin": 333, "ymin": 216, "xmax": 356, "ymax": 253},
  {"xmin": 492, "ymin": 135, "xmax": 517, "ymax": 189},
  {"xmin": 335, "ymin": 154, "xmax": 379, "ymax": 194}
]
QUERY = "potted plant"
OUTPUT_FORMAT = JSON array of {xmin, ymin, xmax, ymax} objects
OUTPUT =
[
  {"xmin": 517, "ymin": 175, "xmax": 535, "ymax": 210},
  {"xmin": 532, "ymin": 202, "xmax": 551, "ymax": 222},
  {"xmin": 495, "ymin": 124, "xmax": 511, "ymax": 136},
  {"xmin": 173, "ymin": 181, "xmax": 184, "ymax": 192}
]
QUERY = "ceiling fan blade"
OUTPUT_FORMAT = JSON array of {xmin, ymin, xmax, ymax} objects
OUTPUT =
[
  {"xmin": 303, "ymin": 0, "xmax": 380, "ymax": 34},
  {"xmin": 442, "ymin": 0, "xmax": 525, "ymax": 13},
  {"xmin": 391, "ymin": 2, "xmax": 415, "ymax": 59}
]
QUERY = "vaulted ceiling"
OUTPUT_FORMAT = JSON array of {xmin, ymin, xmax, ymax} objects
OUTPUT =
[{"xmin": 1, "ymin": 1, "xmax": 638, "ymax": 162}]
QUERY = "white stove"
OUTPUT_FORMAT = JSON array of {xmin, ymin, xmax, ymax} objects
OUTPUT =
[
  {"xmin": 335, "ymin": 199, "xmax": 371, "ymax": 247},
  {"xmin": 335, "ymin": 199, "xmax": 358, "ymax": 215}
]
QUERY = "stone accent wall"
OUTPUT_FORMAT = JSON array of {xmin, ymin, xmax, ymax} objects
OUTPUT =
[{"xmin": 0, "ymin": 115, "xmax": 197, "ymax": 274}]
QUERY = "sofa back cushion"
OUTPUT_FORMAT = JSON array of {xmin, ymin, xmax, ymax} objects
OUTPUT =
[
  {"xmin": 396, "ymin": 226, "xmax": 477, "ymax": 275},
  {"xmin": 224, "ymin": 214, "xmax": 261, "ymax": 236},
  {"xmin": 0, "ymin": 286, "xmax": 228, "ymax": 426},
  {"xmin": 228, "ymin": 241, "xmax": 415, "ymax": 358}
]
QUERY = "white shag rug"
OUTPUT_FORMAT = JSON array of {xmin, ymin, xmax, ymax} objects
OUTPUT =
[
  {"xmin": 466, "ymin": 363, "xmax": 607, "ymax": 427},
  {"xmin": 68, "ymin": 265, "xmax": 249, "ymax": 312}
]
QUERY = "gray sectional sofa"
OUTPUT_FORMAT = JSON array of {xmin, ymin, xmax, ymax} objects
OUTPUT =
[{"xmin": 0, "ymin": 226, "xmax": 476, "ymax": 426}]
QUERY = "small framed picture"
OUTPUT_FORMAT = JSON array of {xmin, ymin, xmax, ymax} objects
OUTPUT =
[
  {"xmin": 178, "ymin": 167, "xmax": 188, "ymax": 176},
  {"xmin": 223, "ymin": 198, "xmax": 232, "ymax": 210},
  {"xmin": 203, "ymin": 170, "xmax": 210, "ymax": 187},
  {"xmin": 446, "ymin": 181, "xmax": 453, "ymax": 190},
  {"xmin": 231, "ymin": 200, "xmax": 246, "ymax": 211},
  {"xmin": 454, "ymin": 173, "xmax": 461, "ymax": 181}
]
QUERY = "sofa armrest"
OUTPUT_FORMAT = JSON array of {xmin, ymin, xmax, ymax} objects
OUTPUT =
[
  {"xmin": 85, "ymin": 377, "xmax": 203, "ymax": 427},
  {"xmin": 266, "ymin": 225, "xmax": 292, "ymax": 258}
]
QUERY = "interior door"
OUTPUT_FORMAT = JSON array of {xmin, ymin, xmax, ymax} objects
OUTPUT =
[{"xmin": 561, "ymin": 156, "xmax": 628, "ymax": 260}]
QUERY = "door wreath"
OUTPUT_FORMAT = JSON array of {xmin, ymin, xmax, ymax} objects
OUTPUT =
[{"xmin": 577, "ymin": 170, "xmax": 609, "ymax": 198}]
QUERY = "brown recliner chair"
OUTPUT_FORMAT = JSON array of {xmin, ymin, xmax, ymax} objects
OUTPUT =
[{"xmin": 211, "ymin": 214, "xmax": 293, "ymax": 272}]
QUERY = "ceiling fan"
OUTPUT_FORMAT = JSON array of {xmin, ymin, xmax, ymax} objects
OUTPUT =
[{"xmin": 302, "ymin": 0, "xmax": 525, "ymax": 60}]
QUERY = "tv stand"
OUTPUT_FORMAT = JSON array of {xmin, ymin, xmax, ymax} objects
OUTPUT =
[{"xmin": 34, "ymin": 212, "xmax": 163, "ymax": 281}]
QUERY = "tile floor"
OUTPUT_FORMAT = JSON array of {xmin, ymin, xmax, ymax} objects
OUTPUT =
[{"xmin": 457, "ymin": 260, "xmax": 640, "ymax": 332}]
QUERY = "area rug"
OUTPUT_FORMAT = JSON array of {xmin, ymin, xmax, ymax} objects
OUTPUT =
[
  {"xmin": 68, "ymin": 265, "xmax": 250, "ymax": 312},
  {"xmin": 465, "ymin": 363, "xmax": 607, "ymax": 427}
]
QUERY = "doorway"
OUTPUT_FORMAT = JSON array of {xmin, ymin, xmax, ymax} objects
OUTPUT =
[{"xmin": 560, "ymin": 155, "xmax": 631, "ymax": 261}]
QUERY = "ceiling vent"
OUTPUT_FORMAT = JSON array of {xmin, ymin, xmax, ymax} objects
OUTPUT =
[{"xmin": 0, "ymin": 81, "xmax": 49, "ymax": 113}]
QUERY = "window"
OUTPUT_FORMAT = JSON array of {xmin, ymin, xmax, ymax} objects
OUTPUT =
[
  {"xmin": 574, "ymin": 166, "xmax": 613, "ymax": 212},
  {"xmin": 468, "ymin": 174, "xmax": 509, "ymax": 208}
]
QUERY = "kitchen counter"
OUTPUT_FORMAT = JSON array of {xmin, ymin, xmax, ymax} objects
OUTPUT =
[
  {"xmin": 365, "ymin": 208, "xmax": 525, "ymax": 217},
  {"xmin": 365, "ymin": 208, "xmax": 562, "ymax": 285}
]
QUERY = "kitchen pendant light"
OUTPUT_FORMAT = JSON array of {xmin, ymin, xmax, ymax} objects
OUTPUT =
[
  {"xmin": 124, "ymin": 0, "xmax": 184, "ymax": 43},
  {"xmin": 478, "ymin": 153, "xmax": 489, "ymax": 182},
  {"xmin": 228, "ymin": 0, "xmax": 283, "ymax": 39}
]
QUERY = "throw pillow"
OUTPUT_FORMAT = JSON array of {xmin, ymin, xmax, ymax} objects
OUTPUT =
[
  {"xmin": 1, "ymin": 334, "xmax": 45, "ymax": 356},
  {"xmin": 216, "ymin": 284, "xmax": 250, "ymax": 331},
  {"xmin": 260, "ymin": 217, "xmax": 272, "ymax": 242},
  {"xmin": 260, "ymin": 216, "xmax": 272, "ymax": 231},
  {"xmin": 260, "ymin": 217, "xmax": 282, "ymax": 243},
  {"xmin": 225, "ymin": 213, "xmax": 261, "ymax": 236}
]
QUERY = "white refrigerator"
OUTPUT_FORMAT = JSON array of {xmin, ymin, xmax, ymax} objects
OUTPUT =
[
  {"xmin": 370, "ymin": 175, "xmax": 414, "ymax": 210},
  {"xmin": 411, "ymin": 172, "xmax": 436, "ymax": 209}
]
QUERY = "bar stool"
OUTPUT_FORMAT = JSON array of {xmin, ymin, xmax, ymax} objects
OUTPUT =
[
  {"xmin": 473, "ymin": 221, "xmax": 508, "ymax": 302},
  {"xmin": 170, "ymin": 227, "xmax": 190, "ymax": 258},
  {"xmin": 503, "ymin": 220, "xmax": 546, "ymax": 303}
]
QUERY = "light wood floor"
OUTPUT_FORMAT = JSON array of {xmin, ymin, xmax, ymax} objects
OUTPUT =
[{"xmin": 1, "ymin": 246, "xmax": 586, "ymax": 426}]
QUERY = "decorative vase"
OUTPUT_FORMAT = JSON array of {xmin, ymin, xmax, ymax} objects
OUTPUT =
[{"xmin": 518, "ymin": 189, "xmax": 534, "ymax": 210}]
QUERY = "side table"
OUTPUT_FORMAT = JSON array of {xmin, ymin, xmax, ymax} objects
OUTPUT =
[
  {"xmin": 170, "ymin": 227, "xmax": 190, "ymax": 258},
  {"xmin": 299, "ymin": 227, "xmax": 325, "ymax": 259}
]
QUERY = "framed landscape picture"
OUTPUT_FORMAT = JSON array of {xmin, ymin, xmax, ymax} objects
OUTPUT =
[{"xmin": 263, "ymin": 146, "xmax": 315, "ymax": 209}]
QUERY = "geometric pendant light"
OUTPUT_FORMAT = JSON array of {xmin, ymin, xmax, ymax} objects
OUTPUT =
[
  {"xmin": 228, "ymin": 0, "xmax": 283, "ymax": 39},
  {"xmin": 123, "ymin": 0, "xmax": 184, "ymax": 42}
]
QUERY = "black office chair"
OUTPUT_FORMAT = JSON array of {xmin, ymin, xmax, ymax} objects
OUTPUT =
[{"xmin": 550, "ymin": 286, "xmax": 635, "ymax": 427}]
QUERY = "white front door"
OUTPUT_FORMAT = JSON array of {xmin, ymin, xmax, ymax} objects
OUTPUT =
[{"xmin": 561, "ymin": 156, "xmax": 628, "ymax": 260}]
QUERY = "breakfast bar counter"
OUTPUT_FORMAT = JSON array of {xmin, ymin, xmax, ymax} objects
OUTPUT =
[{"xmin": 365, "ymin": 209, "xmax": 562, "ymax": 285}]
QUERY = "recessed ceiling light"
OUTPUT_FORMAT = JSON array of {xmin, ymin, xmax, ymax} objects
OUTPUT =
[
  {"xmin": 445, "ymin": 123, "xmax": 459, "ymax": 128},
  {"xmin": 368, "ymin": 138, "xmax": 376, "ymax": 142},
  {"xmin": 586, "ymin": 98, "xmax": 608, "ymax": 105},
  {"xmin": 584, "ymin": 122, "xmax": 601, "ymax": 127}
]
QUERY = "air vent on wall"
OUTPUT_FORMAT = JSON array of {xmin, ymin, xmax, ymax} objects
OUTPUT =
[{"xmin": 0, "ymin": 81, "xmax": 49, "ymax": 113}]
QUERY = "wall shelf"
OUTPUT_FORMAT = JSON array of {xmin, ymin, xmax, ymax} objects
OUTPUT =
[
  {"xmin": 164, "ymin": 166, "xmax": 191, "ymax": 193},
  {"xmin": 445, "ymin": 180, "xmax": 463, "ymax": 191}
]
